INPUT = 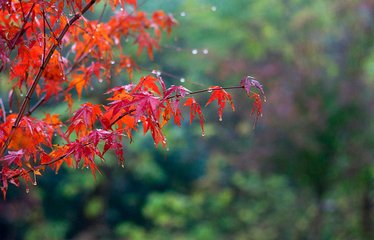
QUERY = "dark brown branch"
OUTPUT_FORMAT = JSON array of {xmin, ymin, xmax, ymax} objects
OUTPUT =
[{"xmin": 9, "ymin": 3, "xmax": 35, "ymax": 51}]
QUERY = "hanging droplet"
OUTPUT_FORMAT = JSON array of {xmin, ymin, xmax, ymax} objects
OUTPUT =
[
  {"xmin": 121, "ymin": 163, "xmax": 125, "ymax": 168},
  {"xmin": 203, "ymin": 49, "xmax": 209, "ymax": 54},
  {"xmin": 263, "ymin": 96, "xmax": 267, "ymax": 103},
  {"xmin": 192, "ymin": 49, "xmax": 198, "ymax": 55},
  {"xmin": 54, "ymin": 132, "xmax": 57, "ymax": 137},
  {"xmin": 202, "ymin": 131, "xmax": 205, "ymax": 137},
  {"xmin": 126, "ymin": 64, "xmax": 131, "ymax": 68},
  {"xmin": 33, "ymin": 181, "xmax": 37, "ymax": 186},
  {"xmin": 98, "ymin": 78, "xmax": 103, "ymax": 83},
  {"xmin": 20, "ymin": 93, "xmax": 24, "ymax": 97},
  {"xmin": 219, "ymin": 116, "xmax": 223, "ymax": 122},
  {"xmin": 166, "ymin": 147, "xmax": 170, "ymax": 152},
  {"xmin": 211, "ymin": 6, "xmax": 217, "ymax": 11},
  {"xmin": 90, "ymin": 86, "xmax": 94, "ymax": 91},
  {"xmin": 110, "ymin": 60, "xmax": 115, "ymax": 65},
  {"xmin": 26, "ymin": 188, "xmax": 30, "ymax": 194},
  {"xmin": 137, "ymin": 119, "xmax": 141, "ymax": 123},
  {"xmin": 180, "ymin": 12, "xmax": 186, "ymax": 17},
  {"xmin": 9, "ymin": 110, "xmax": 12, "ymax": 113},
  {"xmin": 180, "ymin": 78, "xmax": 185, "ymax": 83},
  {"xmin": 207, "ymin": 88, "xmax": 213, "ymax": 93},
  {"xmin": 68, "ymin": 13, "xmax": 73, "ymax": 17}
]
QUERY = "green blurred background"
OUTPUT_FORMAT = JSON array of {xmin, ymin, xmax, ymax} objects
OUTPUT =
[{"xmin": 1, "ymin": 0, "xmax": 374, "ymax": 239}]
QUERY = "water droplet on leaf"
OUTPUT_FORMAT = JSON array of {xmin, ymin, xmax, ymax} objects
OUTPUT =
[
  {"xmin": 211, "ymin": 6, "xmax": 217, "ymax": 11},
  {"xmin": 203, "ymin": 49, "xmax": 209, "ymax": 54},
  {"xmin": 180, "ymin": 12, "xmax": 186, "ymax": 17},
  {"xmin": 192, "ymin": 49, "xmax": 198, "ymax": 55},
  {"xmin": 180, "ymin": 78, "xmax": 185, "ymax": 83}
]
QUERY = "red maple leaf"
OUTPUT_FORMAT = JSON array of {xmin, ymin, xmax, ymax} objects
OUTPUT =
[{"xmin": 205, "ymin": 86, "xmax": 235, "ymax": 121}]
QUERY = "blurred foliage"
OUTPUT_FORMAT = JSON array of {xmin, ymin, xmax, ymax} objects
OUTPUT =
[{"xmin": 1, "ymin": 0, "xmax": 374, "ymax": 239}]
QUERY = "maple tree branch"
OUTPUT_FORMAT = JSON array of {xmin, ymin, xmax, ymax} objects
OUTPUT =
[
  {"xmin": 27, "ymin": 95, "xmax": 46, "ymax": 116},
  {"xmin": 9, "ymin": 3, "xmax": 35, "ymax": 51},
  {"xmin": 0, "ymin": 0, "xmax": 98, "ymax": 159},
  {"xmin": 110, "ymin": 86, "xmax": 245, "ymax": 126}
]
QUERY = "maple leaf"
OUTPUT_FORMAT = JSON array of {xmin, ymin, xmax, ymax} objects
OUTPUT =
[
  {"xmin": 184, "ymin": 97, "xmax": 205, "ymax": 134},
  {"xmin": 250, "ymin": 93, "xmax": 263, "ymax": 126},
  {"xmin": 66, "ymin": 103, "xmax": 103, "ymax": 138},
  {"xmin": 240, "ymin": 76, "xmax": 265, "ymax": 99},
  {"xmin": 162, "ymin": 99, "xmax": 183, "ymax": 127},
  {"xmin": 1, "ymin": 150, "xmax": 23, "ymax": 167},
  {"xmin": 86, "ymin": 129, "xmax": 124, "ymax": 164},
  {"xmin": 163, "ymin": 85, "xmax": 190, "ymax": 99},
  {"xmin": 135, "ymin": 31, "xmax": 159, "ymax": 60},
  {"xmin": 205, "ymin": 86, "xmax": 235, "ymax": 121},
  {"xmin": 132, "ymin": 75, "xmax": 163, "ymax": 95}
]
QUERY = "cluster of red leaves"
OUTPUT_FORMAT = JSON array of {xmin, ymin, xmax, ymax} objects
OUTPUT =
[{"xmin": 0, "ymin": 0, "xmax": 265, "ymax": 198}]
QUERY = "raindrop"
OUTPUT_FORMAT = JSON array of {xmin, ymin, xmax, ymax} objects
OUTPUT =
[
  {"xmin": 68, "ymin": 13, "xmax": 73, "ymax": 17},
  {"xmin": 26, "ymin": 188, "xmax": 30, "ymax": 194},
  {"xmin": 192, "ymin": 49, "xmax": 198, "ymax": 55},
  {"xmin": 207, "ymin": 88, "xmax": 213, "ymax": 93},
  {"xmin": 211, "ymin": 6, "xmax": 217, "ymax": 11},
  {"xmin": 126, "ymin": 64, "xmax": 131, "ymax": 68},
  {"xmin": 92, "ymin": 36, "xmax": 95, "ymax": 39},
  {"xmin": 263, "ymin": 96, "xmax": 267, "ymax": 103},
  {"xmin": 166, "ymin": 147, "xmax": 170, "ymax": 152},
  {"xmin": 180, "ymin": 78, "xmax": 185, "ymax": 83},
  {"xmin": 120, "ymin": 7, "xmax": 124, "ymax": 11},
  {"xmin": 219, "ymin": 116, "xmax": 223, "ymax": 122},
  {"xmin": 180, "ymin": 12, "xmax": 186, "ymax": 17},
  {"xmin": 110, "ymin": 60, "xmax": 115, "ymax": 65},
  {"xmin": 137, "ymin": 119, "xmax": 142, "ymax": 123},
  {"xmin": 20, "ymin": 93, "xmax": 24, "ymax": 97},
  {"xmin": 33, "ymin": 181, "xmax": 37, "ymax": 186},
  {"xmin": 202, "ymin": 131, "xmax": 205, "ymax": 137},
  {"xmin": 203, "ymin": 49, "xmax": 209, "ymax": 54},
  {"xmin": 90, "ymin": 86, "xmax": 94, "ymax": 91},
  {"xmin": 54, "ymin": 133, "xmax": 57, "ymax": 137},
  {"xmin": 98, "ymin": 78, "xmax": 103, "ymax": 83},
  {"xmin": 9, "ymin": 110, "xmax": 12, "ymax": 113},
  {"xmin": 121, "ymin": 163, "xmax": 125, "ymax": 168}
]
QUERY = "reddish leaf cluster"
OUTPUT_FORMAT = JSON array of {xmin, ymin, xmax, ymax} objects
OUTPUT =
[{"xmin": 0, "ymin": 0, "xmax": 265, "ymax": 198}]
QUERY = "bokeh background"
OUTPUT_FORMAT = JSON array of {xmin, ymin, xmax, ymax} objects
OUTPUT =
[{"xmin": 1, "ymin": 0, "xmax": 374, "ymax": 239}]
